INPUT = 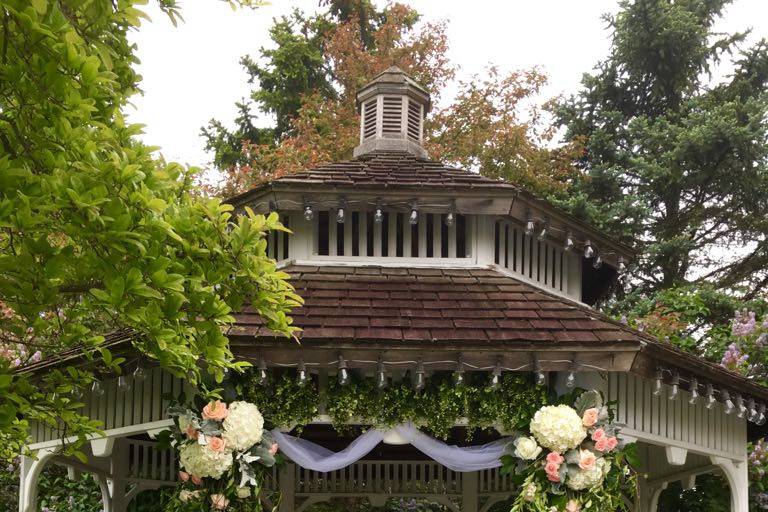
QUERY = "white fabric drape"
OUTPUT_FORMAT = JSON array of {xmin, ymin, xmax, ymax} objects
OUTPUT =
[{"xmin": 271, "ymin": 423, "xmax": 511, "ymax": 473}]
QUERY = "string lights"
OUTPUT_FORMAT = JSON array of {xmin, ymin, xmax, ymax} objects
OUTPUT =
[
  {"xmin": 248, "ymin": 195, "xmax": 634, "ymax": 271},
  {"xmin": 229, "ymin": 354, "xmax": 765, "ymax": 424}
]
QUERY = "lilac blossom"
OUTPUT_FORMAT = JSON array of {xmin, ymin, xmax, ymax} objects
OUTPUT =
[
  {"xmin": 732, "ymin": 310, "xmax": 757, "ymax": 337},
  {"xmin": 721, "ymin": 343, "xmax": 749, "ymax": 371}
]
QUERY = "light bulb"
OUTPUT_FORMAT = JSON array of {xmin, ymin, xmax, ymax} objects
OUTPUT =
[
  {"xmin": 564, "ymin": 231, "xmax": 575, "ymax": 252},
  {"xmin": 748, "ymin": 399, "xmax": 758, "ymax": 422},
  {"xmin": 377, "ymin": 361, "xmax": 387, "ymax": 390},
  {"xmin": 538, "ymin": 226, "xmax": 548, "ymax": 241},
  {"xmin": 565, "ymin": 371, "xmax": 576, "ymax": 388},
  {"xmin": 525, "ymin": 218, "xmax": 535, "ymax": 237},
  {"xmin": 489, "ymin": 362, "xmax": 502, "ymax": 390},
  {"xmin": 593, "ymin": 255, "xmax": 603, "ymax": 269},
  {"xmin": 338, "ymin": 356, "xmax": 349, "ymax": 385},
  {"xmin": 304, "ymin": 205, "xmax": 314, "ymax": 221},
  {"xmin": 618, "ymin": 256, "xmax": 627, "ymax": 273},
  {"xmin": 374, "ymin": 208, "xmax": 384, "ymax": 224},
  {"xmin": 414, "ymin": 363, "xmax": 425, "ymax": 392},
  {"xmin": 688, "ymin": 379, "xmax": 699, "ymax": 405},
  {"xmin": 336, "ymin": 207, "xmax": 345, "ymax": 224},
  {"xmin": 535, "ymin": 371, "xmax": 546, "ymax": 386},
  {"xmin": 723, "ymin": 391, "xmax": 735, "ymax": 415},
  {"xmin": 668, "ymin": 374, "xmax": 679, "ymax": 401},
  {"xmin": 133, "ymin": 366, "xmax": 146, "ymax": 383},
  {"xmin": 757, "ymin": 404, "xmax": 766, "ymax": 426},
  {"xmin": 297, "ymin": 361, "xmax": 308, "ymax": 386},
  {"xmin": 652, "ymin": 370, "xmax": 663, "ymax": 397},
  {"xmin": 257, "ymin": 359, "xmax": 268, "ymax": 386},
  {"xmin": 445, "ymin": 212, "xmax": 455, "ymax": 227},
  {"xmin": 705, "ymin": 384, "xmax": 716, "ymax": 410},
  {"xmin": 583, "ymin": 241, "xmax": 595, "ymax": 259},
  {"xmin": 736, "ymin": 395, "xmax": 746, "ymax": 418},
  {"xmin": 118, "ymin": 375, "xmax": 131, "ymax": 392},
  {"xmin": 408, "ymin": 209, "xmax": 418, "ymax": 226}
]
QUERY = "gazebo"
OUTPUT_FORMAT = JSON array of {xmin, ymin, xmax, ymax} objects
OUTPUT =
[{"xmin": 18, "ymin": 67, "xmax": 766, "ymax": 512}]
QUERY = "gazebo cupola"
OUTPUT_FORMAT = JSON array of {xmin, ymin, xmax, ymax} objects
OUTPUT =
[{"xmin": 353, "ymin": 66, "xmax": 430, "ymax": 158}]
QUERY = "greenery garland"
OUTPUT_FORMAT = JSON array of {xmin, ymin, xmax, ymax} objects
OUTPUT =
[{"xmin": 237, "ymin": 369, "xmax": 548, "ymax": 439}]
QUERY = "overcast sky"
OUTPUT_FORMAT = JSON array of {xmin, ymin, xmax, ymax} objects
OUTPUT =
[{"xmin": 126, "ymin": 0, "xmax": 768, "ymax": 169}]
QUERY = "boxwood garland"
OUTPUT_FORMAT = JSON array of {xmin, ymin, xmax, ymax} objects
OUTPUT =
[{"xmin": 236, "ymin": 369, "xmax": 548, "ymax": 439}]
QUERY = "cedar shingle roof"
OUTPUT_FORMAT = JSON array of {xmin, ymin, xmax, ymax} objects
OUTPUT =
[
  {"xmin": 229, "ymin": 265, "xmax": 641, "ymax": 345},
  {"xmin": 244, "ymin": 151, "xmax": 518, "ymax": 191}
]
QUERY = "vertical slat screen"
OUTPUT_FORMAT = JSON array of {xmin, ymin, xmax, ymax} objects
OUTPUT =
[
  {"xmin": 605, "ymin": 373, "xmax": 746, "ymax": 460},
  {"xmin": 315, "ymin": 211, "xmax": 471, "ymax": 260},
  {"xmin": 493, "ymin": 219, "xmax": 577, "ymax": 297}
]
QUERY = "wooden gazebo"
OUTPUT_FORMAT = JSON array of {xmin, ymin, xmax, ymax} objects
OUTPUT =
[{"xmin": 19, "ymin": 67, "xmax": 766, "ymax": 512}]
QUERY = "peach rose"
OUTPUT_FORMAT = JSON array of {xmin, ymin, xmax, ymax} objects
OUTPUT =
[
  {"xmin": 582, "ymin": 407, "xmax": 599, "ymax": 427},
  {"xmin": 202, "ymin": 400, "xmax": 229, "ymax": 421},
  {"xmin": 178, "ymin": 471, "xmax": 190, "ymax": 482},
  {"xmin": 185, "ymin": 424, "xmax": 199, "ymax": 440},
  {"xmin": 269, "ymin": 443, "xmax": 279, "ymax": 456},
  {"xmin": 605, "ymin": 436, "xmax": 618, "ymax": 452},
  {"xmin": 591, "ymin": 428, "xmax": 606, "ymax": 442},
  {"xmin": 578, "ymin": 449, "xmax": 596, "ymax": 470},
  {"xmin": 210, "ymin": 494, "xmax": 230, "ymax": 510},
  {"xmin": 546, "ymin": 452, "xmax": 564, "ymax": 465},
  {"xmin": 207, "ymin": 436, "xmax": 227, "ymax": 453},
  {"xmin": 566, "ymin": 499, "xmax": 581, "ymax": 512},
  {"xmin": 190, "ymin": 475, "xmax": 202, "ymax": 485},
  {"xmin": 595, "ymin": 437, "xmax": 609, "ymax": 452},
  {"xmin": 544, "ymin": 461, "xmax": 561, "ymax": 482}
]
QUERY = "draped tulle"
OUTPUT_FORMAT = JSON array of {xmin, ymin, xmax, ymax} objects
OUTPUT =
[{"xmin": 271, "ymin": 423, "xmax": 511, "ymax": 473}]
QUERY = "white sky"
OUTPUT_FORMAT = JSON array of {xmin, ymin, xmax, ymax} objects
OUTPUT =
[{"xmin": 127, "ymin": 0, "xmax": 768, "ymax": 170}]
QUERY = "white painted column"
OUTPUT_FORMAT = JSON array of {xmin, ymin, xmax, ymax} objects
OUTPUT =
[
  {"xmin": 18, "ymin": 448, "xmax": 57, "ymax": 512},
  {"xmin": 109, "ymin": 440, "xmax": 129, "ymax": 512},
  {"xmin": 712, "ymin": 456, "xmax": 749, "ymax": 512}
]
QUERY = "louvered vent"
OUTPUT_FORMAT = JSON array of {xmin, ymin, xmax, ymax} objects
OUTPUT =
[
  {"xmin": 407, "ymin": 100, "xmax": 421, "ymax": 142},
  {"xmin": 362, "ymin": 98, "xmax": 377, "ymax": 140},
  {"xmin": 382, "ymin": 96, "xmax": 403, "ymax": 135}
]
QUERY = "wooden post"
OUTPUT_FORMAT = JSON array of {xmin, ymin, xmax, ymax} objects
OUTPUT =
[
  {"xmin": 461, "ymin": 471, "xmax": 478, "ymax": 512},
  {"xmin": 279, "ymin": 463, "xmax": 295, "ymax": 512}
]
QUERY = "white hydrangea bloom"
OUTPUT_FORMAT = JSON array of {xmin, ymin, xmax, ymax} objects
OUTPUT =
[
  {"xmin": 566, "ymin": 458, "xmax": 606, "ymax": 491},
  {"xmin": 530, "ymin": 405, "xmax": 587, "ymax": 452},
  {"xmin": 179, "ymin": 443, "xmax": 233, "ymax": 479},
  {"xmin": 222, "ymin": 401, "xmax": 264, "ymax": 451}
]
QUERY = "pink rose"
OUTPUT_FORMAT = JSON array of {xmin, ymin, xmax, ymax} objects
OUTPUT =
[
  {"xmin": 185, "ymin": 425, "xmax": 199, "ymax": 440},
  {"xmin": 595, "ymin": 437, "xmax": 609, "ymax": 452},
  {"xmin": 208, "ymin": 436, "xmax": 227, "ymax": 453},
  {"xmin": 605, "ymin": 437, "xmax": 618, "ymax": 452},
  {"xmin": 591, "ymin": 428, "xmax": 606, "ymax": 442},
  {"xmin": 566, "ymin": 499, "xmax": 581, "ymax": 512},
  {"xmin": 546, "ymin": 452, "xmax": 564, "ymax": 465},
  {"xmin": 582, "ymin": 407, "xmax": 599, "ymax": 427},
  {"xmin": 544, "ymin": 461, "xmax": 561, "ymax": 482},
  {"xmin": 202, "ymin": 400, "xmax": 229, "ymax": 421},
  {"xmin": 269, "ymin": 443, "xmax": 279, "ymax": 456},
  {"xmin": 178, "ymin": 471, "xmax": 190, "ymax": 482},
  {"xmin": 578, "ymin": 449, "xmax": 596, "ymax": 470},
  {"xmin": 190, "ymin": 475, "xmax": 202, "ymax": 486},
  {"xmin": 210, "ymin": 494, "xmax": 230, "ymax": 510}
]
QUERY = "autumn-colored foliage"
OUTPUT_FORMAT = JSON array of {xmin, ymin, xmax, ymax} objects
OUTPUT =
[{"xmin": 212, "ymin": 3, "xmax": 581, "ymax": 198}]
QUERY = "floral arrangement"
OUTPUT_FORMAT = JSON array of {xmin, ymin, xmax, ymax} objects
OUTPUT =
[
  {"xmin": 502, "ymin": 390, "xmax": 637, "ymax": 511},
  {"xmin": 166, "ymin": 399, "xmax": 278, "ymax": 511}
]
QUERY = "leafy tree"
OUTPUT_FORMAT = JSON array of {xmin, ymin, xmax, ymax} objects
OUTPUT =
[
  {"xmin": 0, "ymin": 0, "xmax": 300, "ymax": 461},
  {"xmin": 204, "ymin": 2, "xmax": 581, "ymax": 198},
  {"xmin": 556, "ymin": 0, "xmax": 768, "ymax": 298}
]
